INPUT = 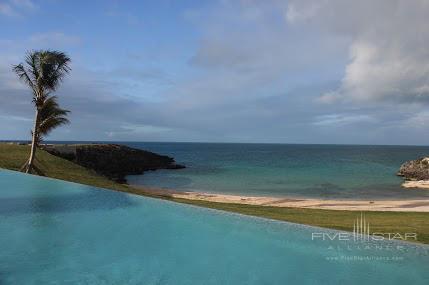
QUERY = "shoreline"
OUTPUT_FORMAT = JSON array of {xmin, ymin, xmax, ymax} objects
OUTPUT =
[
  {"xmin": 402, "ymin": 180, "xmax": 429, "ymax": 189},
  {"xmin": 137, "ymin": 187, "xmax": 429, "ymax": 212}
]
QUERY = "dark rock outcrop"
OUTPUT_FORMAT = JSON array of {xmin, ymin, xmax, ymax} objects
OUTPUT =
[
  {"xmin": 397, "ymin": 157, "xmax": 429, "ymax": 180},
  {"xmin": 42, "ymin": 144, "xmax": 185, "ymax": 183}
]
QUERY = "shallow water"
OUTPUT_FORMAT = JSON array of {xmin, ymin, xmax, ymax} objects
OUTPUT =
[
  {"xmin": 126, "ymin": 142, "xmax": 429, "ymax": 199},
  {"xmin": 1, "ymin": 169, "xmax": 428, "ymax": 284}
]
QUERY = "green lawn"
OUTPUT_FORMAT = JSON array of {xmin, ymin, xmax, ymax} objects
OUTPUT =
[
  {"xmin": 1, "ymin": 143, "xmax": 428, "ymax": 244},
  {"xmin": 0, "ymin": 143, "xmax": 130, "ymax": 191}
]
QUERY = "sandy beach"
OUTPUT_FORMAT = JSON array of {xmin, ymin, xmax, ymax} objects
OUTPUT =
[
  {"xmin": 402, "ymin": 180, "xmax": 429, "ymax": 189},
  {"xmin": 174, "ymin": 192, "xmax": 429, "ymax": 212},
  {"xmin": 140, "ymin": 187, "xmax": 429, "ymax": 212}
]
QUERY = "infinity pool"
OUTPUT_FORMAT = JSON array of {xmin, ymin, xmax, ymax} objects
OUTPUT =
[{"xmin": 0, "ymin": 170, "xmax": 428, "ymax": 284}]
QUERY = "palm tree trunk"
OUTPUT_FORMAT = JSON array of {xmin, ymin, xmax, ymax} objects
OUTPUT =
[{"xmin": 26, "ymin": 108, "xmax": 40, "ymax": 173}]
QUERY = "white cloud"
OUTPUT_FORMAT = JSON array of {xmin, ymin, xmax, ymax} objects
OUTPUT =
[
  {"xmin": 105, "ymin": 124, "xmax": 173, "ymax": 138},
  {"xmin": 287, "ymin": 0, "xmax": 429, "ymax": 103},
  {"xmin": 285, "ymin": 2, "xmax": 319, "ymax": 23},
  {"xmin": 0, "ymin": 2, "xmax": 15, "ymax": 16},
  {"xmin": 29, "ymin": 32, "xmax": 81, "ymax": 47},
  {"xmin": 312, "ymin": 114, "xmax": 374, "ymax": 127},
  {"xmin": 0, "ymin": 0, "xmax": 35, "ymax": 16},
  {"xmin": 0, "ymin": 114, "xmax": 32, "ymax": 122},
  {"xmin": 11, "ymin": 0, "xmax": 35, "ymax": 9},
  {"xmin": 403, "ymin": 111, "xmax": 429, "ymax": 129}
]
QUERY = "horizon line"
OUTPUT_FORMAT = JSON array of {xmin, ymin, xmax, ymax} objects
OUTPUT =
[{"xmin": 1, "ymin": 139, "xmax": 429, "ymax": 147}]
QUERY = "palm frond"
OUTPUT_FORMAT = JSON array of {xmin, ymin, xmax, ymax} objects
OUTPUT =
[
  {"xmin": 12, "ymin": 63, "xmax": 35, "ymax": 93},
  {"xmin": 38, "ymin": 50, "xmax": 71, "ymax": 91},
  {"xmin": 14, "ymin": 50, "xmax": 72, "ymax": 99},
  {"xmin": 24, "ymin": 51, "xmax": 40, "ymax": 84},
  {"xmin": 36, "ymin": 96, "xmax": 70, "ymax": 144}
]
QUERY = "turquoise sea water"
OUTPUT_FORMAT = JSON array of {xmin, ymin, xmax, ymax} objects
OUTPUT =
[
  {"xmin": 126, "ymin": 143, "xmax": 429, "ymax": 199},
  {"xmin": 0, "ymin": 169, "xmax": 428, "ymax": 284}
]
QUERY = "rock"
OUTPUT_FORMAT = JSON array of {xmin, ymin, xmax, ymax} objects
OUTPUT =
[
  {"xmin": 397, "ymin": 157, "xmax": 429, "ymax": 180},
  {"xmin": 42, "ymin": 144, "xmax": 185, "ymax": 183}
]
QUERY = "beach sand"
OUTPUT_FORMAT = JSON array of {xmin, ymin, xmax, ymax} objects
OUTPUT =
[
  {"xmin": 402, "ymin": 180, "xmax": 429, "ymax": 189},
  {"xmin": 139, "ymin": 187, "xmax": 429, "ymax": 212}
]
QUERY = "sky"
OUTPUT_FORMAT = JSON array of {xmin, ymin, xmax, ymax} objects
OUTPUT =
[{"xmin": 1, "ymin": 0, "xmax": 429, "ymax": 145}]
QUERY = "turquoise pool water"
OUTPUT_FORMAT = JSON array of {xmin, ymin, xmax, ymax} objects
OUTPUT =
[
  {"xmin": 126, "ymin": 143, "xmax": 429, "ymax": 199},
  {"xmin": 1, "ymin": 170, "xmax": 428, "ymax": 284}
]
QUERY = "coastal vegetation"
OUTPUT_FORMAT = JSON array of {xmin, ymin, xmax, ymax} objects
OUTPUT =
[
  {"xmin": 1, "ymin": 143, "xmax": 428, "ymax": 244},
  {"xmin": 12, "ymin": 50, "xmax": 71, "ymax": 174}
]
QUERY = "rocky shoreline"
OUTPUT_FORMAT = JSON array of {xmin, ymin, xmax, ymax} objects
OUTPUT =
[
  {"xmin": 42, "ymin": 143, "xmax": 185, "ymax": 183},
  {"xmin": 397, "ymin": 157, "xmax": 429, "ymax": 189}
]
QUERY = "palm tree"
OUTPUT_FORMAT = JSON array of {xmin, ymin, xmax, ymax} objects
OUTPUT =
[
  {"xmin": 34, "ymin": 96, "xmax": 70, "ymax": 145},
  {"xmin": 13, "ymin": 50, "xmax": 71, "ymax": 174}
]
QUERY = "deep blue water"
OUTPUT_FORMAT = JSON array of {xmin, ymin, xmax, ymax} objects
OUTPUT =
[
  {"xmin": 124, "ymin": 142, "xmax": 429, "ymax": 199},
  {"xmin": 0, "ymin": 170, "xmax": 428, "ymax": 284}
]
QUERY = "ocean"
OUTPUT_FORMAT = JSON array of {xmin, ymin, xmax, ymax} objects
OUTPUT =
[{"xmin": 123, "ymin": 142, "xmax": 429, "ymax": 200}]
